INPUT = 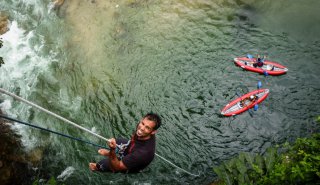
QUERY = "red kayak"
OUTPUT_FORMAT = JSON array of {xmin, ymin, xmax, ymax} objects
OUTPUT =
[
  {"xmin": 234, "ymin": 57, "xmax": 288, "ymax": 76},
  {"xmin": 221, "ymin": 89, "xmax": 269, "ymax": 116}
]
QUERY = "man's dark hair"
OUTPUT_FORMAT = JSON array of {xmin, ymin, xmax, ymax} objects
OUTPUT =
[{"xmin": 144, "ymin": 113, "xmax": 161, "ymax": 130}]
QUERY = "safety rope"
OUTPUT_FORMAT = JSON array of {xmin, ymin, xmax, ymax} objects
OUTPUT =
[
  {"xmin": 0, "ymin": 114, "xmax": 109, "ymax": 150},
  {"xmin": 0, "ymin": 114, "xmax": 130, "ymax": 158},
  {"xmin": 0, "ymin": 88, "xmax": 199, "ymax": 177},
  {"xmin": 0, "ymin": 88, "xmax": 111, "ymax": 143}
]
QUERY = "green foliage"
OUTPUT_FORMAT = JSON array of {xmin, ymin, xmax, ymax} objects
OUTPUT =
[
  {"xmin": 32, "ymin": 176, "xmax": 65, "ymax": 185},
  {"xmin": 213, "ymin": 133, "xmax": 320, "ymax": 185},
  {"xmin": 47, "ymin": 177, "xmax": 58, "ymax": 185}
]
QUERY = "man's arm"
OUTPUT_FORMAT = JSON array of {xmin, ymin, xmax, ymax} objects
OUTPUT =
[{"xmin": 108, "ymin": 138, "xmax": 128, "ymax": 172}]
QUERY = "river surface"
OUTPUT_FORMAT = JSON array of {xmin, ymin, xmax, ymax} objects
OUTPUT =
[{"xmin": 0, "ymin": 0, "xmax": 320, "ymax": 184}]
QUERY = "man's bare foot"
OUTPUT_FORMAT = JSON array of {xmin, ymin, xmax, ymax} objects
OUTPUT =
[
  {"xmin": 89, "ymin": 163, "xmax": 98, "ymax": 171},
  {"xmin": 98, "ymin": 149, "xmax": 110, "ymax": 156}
]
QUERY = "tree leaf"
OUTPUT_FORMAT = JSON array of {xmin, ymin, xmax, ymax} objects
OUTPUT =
[
  {"xmin": 244, "ymin": 152, "xmax": 255, "ymax": 169},
  {"xmin": 254, "ymin": 154, "xmax": 265, "ymax": 173},
  {"xmin": 213, "ymin": 165, "xmax": 233, "ymax": 185},
  {"xmin": 264, "ymin": 148, "xmax": 276, "ymax": 172},
  {"xmin": 236, "ymin": 153, "xmax": 247, "ymax": 175}
]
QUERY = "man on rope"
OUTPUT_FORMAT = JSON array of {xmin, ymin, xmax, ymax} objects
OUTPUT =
[{"xmin": 89, "ymin": 113, "xmax": 161, "ymax": 173}]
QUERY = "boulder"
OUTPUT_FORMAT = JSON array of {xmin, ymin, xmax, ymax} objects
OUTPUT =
[
  {"xmin": 53, "ymin": 0, "xmax": 65, "ymax": 8},
  {"xmin": 0, "ymin": 111, "xmax": 32, "ymax": 185}
]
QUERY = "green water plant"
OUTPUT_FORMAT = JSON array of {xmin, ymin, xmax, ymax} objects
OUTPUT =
[{"xmin": 213, "ymin": 133, "xmax": 320, "ymax": 185}]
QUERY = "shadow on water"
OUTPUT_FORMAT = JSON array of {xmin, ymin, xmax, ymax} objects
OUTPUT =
[{"xmin": 0, "ymin": 0, "xmax": 320, "ymax": 184}]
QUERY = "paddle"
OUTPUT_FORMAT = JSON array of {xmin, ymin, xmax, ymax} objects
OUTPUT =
[
  {"xmin": 263, "ymin": 70, "xmax": 269, "ymax": 76},
  {"xmin": 253, "ymin": 104, "xmax": 259, "ymax": 111},
  {"xmin": 257, "ymin": 81, "xmax": 262, "ymax": 89},
  {"xmin": 253, "ymin": 81, "xmax": 262, "ymax": 112},
  {"xmin": 248, "ymin": 107, "xmax": 255, "ymax": 116}
]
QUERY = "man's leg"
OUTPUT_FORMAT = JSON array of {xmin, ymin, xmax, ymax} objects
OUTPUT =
[
  {"xmin": 89, "ymin": 163, "xmax": 98, "ymax": 171},
  {"xmin": 89, "ymin": 159, "xmax": 112, "ymax": 172},
  {"xmin": 98, "ymin": 149, "xmax": 110, "ymax": 156}
]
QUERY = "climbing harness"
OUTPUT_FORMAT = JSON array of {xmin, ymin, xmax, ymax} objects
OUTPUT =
[
  {"xmin": 116, "ymin": 140, "xmax": 130, "ymax": 160},
  {"xmin": 0, "ymin": 88, "xmax": 199, "ymax": 177}
]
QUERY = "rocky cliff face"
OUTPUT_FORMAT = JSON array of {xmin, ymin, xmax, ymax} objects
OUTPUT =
[
  {"xmin": 0, "ymin": 110, "xmax": 40, "ymax": 185},
  {"xmin": 0, "ymin": 12, "xmax": 47, "ymax": 184}
]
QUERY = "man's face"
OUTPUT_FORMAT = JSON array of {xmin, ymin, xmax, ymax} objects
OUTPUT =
[{"xmin": 136, "ymin": 118, "xmax": 157, "ymax": 139}]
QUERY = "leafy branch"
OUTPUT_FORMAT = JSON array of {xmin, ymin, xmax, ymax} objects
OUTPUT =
[{"xmin": 213, "ymin": 133, "xmax": 320, "ymax": 185}]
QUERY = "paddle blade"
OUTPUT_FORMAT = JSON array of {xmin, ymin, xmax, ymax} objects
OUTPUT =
[
  {"xmin": 263, "ymin": 71, "xmax": 269, "ymax": 76},
  {"xmin": 254, "ymin": 104, "xmax": 259, "ymax": 111},
  {"xmin": 247, "ymin": 54, "xmax": 253, "ymax": 59},
  {"xmin": 236, "ymin": 91, "xmax": 241, "ymax": 97},
  {"xmin": 248, "ymin": 109, "xmax": 254, "ymax": 117},
  {"xmin": 257, "ymin": 81, "xmax": 262, "ymax": 89}
]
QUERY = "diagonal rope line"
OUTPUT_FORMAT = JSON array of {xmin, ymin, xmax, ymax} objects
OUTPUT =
[
  {"xmin": 0, "ymin": 114, "xmax": 109, "ymax": 149},
  {"xmin": 0, "ymin": 88, "xmax": 199, "ymax": 177},
  {"xmin": 0, "ymin": 88, "xmax": 110, "ymax": 142}
]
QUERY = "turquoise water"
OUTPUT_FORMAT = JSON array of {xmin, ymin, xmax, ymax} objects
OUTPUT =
[{"xmin": 0, "ymin": 0, "xmax": 320, "ymax": 184}]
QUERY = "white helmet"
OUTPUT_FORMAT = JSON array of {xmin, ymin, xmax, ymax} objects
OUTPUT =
[{"xmin": 250, "ymin": 95, "xmax": 254, "ymax": 100}]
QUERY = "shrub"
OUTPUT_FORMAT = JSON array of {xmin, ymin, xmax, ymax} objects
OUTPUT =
[{"xmin": 213, "ymin": 133, "xmax": 320, "ymax": 185}]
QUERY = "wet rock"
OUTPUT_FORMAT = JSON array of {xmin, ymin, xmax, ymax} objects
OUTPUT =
[
  {"xmin": 0, "ymin": 111, "xmax": 33, "ymax": 185},
  {"xmin": 28, "ymin": 148, "xmax": 43, "ymax": 166},
  {"xmin": 0, "ymin": 12, "xmax": 7, "ymax": 69},
  {"xmin": 53, "ymin": 0, "xmax": 65, "ymax": 8},
  {"xmin": 0, "ymin": 13, "xmax": 9, "ymax": 35}
]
